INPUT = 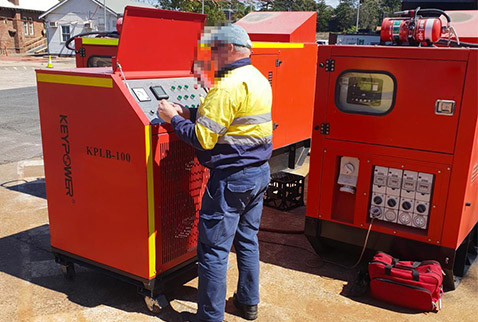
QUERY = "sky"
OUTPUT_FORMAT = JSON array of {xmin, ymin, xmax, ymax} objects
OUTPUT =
[{"xmin": 325, "ymin": 0, "xmax": 340, "ymax": 8}]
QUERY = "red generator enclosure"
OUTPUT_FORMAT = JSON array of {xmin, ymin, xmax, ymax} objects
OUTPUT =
[
  {"xmin": 305, "ymin": 36, "xmax": 478, "ymax": 289},
  {"xmin": 36, "ymin": 7, "xmax": 209, "ymax": 302}
]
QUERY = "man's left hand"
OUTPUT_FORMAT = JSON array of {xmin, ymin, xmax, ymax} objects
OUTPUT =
[{"xmin": 157, "ymin": 100, "xmax": 179, "ymax": 123}]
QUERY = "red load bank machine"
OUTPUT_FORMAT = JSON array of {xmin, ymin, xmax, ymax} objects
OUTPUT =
[
  {"xmin": 37, "ymin": 7, "xmax": 318, "ymax": 310},
  {"xmin": 305, "ymin": 10, "xmax": 478, "ymax": 290},
  {"xmin": 37, "ymin": 8, "xmax": 209, "ymax": 310}
]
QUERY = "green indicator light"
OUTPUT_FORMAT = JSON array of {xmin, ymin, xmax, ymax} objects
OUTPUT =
[
  {"xmin": 178, "ymin": 85, "xmax": 182, "ymax": 90},
  {"xmin": 185, "ymin": 105, "xmax": 189, "ymax": 108},
  {"xmin": 184, "ymin": 95, "xmax": 189, "ymax": 99},
  {"xmin": 177, "ymin": 95, "xmax": 182, "ymax": 100},
  {"xmin": 190, "ymin": 94, "xmax": 195, "ymax": 99},
  {"xmin": 171, "ymin": 86, "xmax": 176, "ymax": 90},
  {"xmin": 190, "ymin": 104, "xmax": 195, "ymax": 108},
  {"xmin": 184, "ymin": 85, "xmax": 189, "ymax": 89}
]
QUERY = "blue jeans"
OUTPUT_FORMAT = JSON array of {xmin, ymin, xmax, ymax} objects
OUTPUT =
[{"xmin": 197, "ymin": 162, "xmax": 270, "ymax": 322}]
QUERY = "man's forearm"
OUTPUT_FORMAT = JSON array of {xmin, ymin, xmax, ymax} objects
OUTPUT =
[{"xmin": 170, "ymin": 115, "xmax": 204, "ymax": 150}]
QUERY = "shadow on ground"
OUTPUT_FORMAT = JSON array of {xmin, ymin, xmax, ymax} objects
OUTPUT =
[
  {"xmin": 1, "ymin": 178, "xmax": 46, "ymax": 199},
  {"xmin": 0, "ymin": 224, "xmax": 198, "ymax": 322}
]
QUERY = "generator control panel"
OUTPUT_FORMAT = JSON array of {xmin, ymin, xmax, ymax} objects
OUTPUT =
[
  {"xmin": 336, "ymin": 71, "xmax": 395, "ymax": 115},
  {"xmin": 370, "ymin": 166, "xmax": 434, "ymax": 230},
  {"xmin": 347, "ymin": 76, "xmax": 383, "ymax": 106},
  {"xmin": 128, "ymin": 77, "xmax": 207, "ymax": 124}
]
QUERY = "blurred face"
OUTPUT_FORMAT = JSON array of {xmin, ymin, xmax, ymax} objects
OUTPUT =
[{"xmin": 211, "ymin": 42, "xmax": 234, "ymax": 72}]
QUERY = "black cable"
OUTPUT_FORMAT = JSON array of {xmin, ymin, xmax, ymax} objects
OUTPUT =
[
  {"xmin": 436, "ymin": 39, "xmax": 478, "ymax": 48},
  {"xmin": 65, "ymin": 31, "xmax": 119, "ymax": 51},
  {"xmin": 417, "ymin": 8, "xmax": 451, "ymax": 23},
  {"xmin": 259, "ymin": 218, "xmax": 375, "ymax": 270},
  {"xmin": 259, "ymin": 227, "xmax": 304, "ymax": 234}
]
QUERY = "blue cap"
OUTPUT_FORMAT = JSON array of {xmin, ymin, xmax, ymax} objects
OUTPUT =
[{"xmin": 203, "ymin": 24, "xmax": 252, "ymax": 48}]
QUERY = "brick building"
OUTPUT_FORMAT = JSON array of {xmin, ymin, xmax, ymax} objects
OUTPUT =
[
  {"xmin": 40, "ymin": 0, "xmax": 154, "ymax": 56},
  {"xmin": 0, "ymin": 0, "xmax": 58, "ymax": 54}
]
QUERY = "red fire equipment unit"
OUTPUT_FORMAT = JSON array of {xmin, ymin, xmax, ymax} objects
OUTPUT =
[
  {"xmin": 37, "ymin": 7, "xmax": 317, "ymax": 311},
  {"xmin": 305, "ymin": 9, "xmax": 478, "ymax": 290}
]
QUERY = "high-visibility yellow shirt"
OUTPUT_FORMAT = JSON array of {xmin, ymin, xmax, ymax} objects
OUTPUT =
[{"xmin": 171, "ymin": 58, "xmax": 273, "ymax": 169}]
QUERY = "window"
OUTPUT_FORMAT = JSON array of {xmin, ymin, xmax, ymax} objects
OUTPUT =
[
  {"xmin": 61, "ymin": 25, "xmax": 71, "ymax": 43},
  {"xmin": 87, "ymin": 56, "xmax": 112, "ymax": 67},
  {"xmin": 29, "ymin": 22, "xmax": 34, "ymax": 36},
  {"xmin": 335, "ymin": 71, "xmax": 396, "ymax": 115},
  {"xmin": 23, "ymin": 21, "xmax": 28, "ymax": 35}
]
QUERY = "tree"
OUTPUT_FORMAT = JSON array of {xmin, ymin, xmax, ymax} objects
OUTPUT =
[
  {"xmin": 155, "ymin": 1, "xmax": 253, "ymax": 25},
  {"xmin": 317, "ymin": 1, "xmax": 334, "ymax": 32},
  {"xmin": 270, "ymin": 0, "xmax": 318, "ymax": 11},
  {"xmin": 334, "ymin": 0, "xmax": 356, "ymax": 32},
  {"xmin": 381, "ymin": 0, "xmax": 401, "ymax": 18},
  {"xmin": 359, "ymin": 0, "xmax": 380, "ymax": 32}
]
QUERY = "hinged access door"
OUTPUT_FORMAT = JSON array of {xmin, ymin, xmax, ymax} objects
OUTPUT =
[
  {"xmin": 324, "ymin": 52, "xmax": 467, "ymax": 154},
  {"xmin": 115, "ymin": 7, "xmax": 205, "ymax": 73}
]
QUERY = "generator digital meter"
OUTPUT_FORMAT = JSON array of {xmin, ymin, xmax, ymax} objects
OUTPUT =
[{"xmin": 336, "ymin": 71, "xmax": 396, "ymax": 115}]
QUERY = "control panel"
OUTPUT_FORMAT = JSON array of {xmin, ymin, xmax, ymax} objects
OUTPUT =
[
  {"xmin": 127, "ymin": 77, "xmax": 207, "ymax": 124},
  {"xmin": 370, "ymin": 166, "xmax": 434, "ymax": 230}
]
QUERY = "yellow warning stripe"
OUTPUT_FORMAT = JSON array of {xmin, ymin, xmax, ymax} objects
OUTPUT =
[
  {"xmin": 144, "ymin": 125, "xmax": 156, "ymax": 278},
  {"xmin": 199, "ymin": 42, "xmax": 304, "ymax": 49},
  {"xmin": 37, "ymin": 73, "xmax": 113, "ymax": 88},
  {"xmin": 81, "ymin": 38, "xmax": 119, "ymax": 46}
]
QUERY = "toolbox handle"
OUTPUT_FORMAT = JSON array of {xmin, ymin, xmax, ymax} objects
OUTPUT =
[{"xmin": 384, "ymin": 261, "xmax": 420, "ymax": 281}]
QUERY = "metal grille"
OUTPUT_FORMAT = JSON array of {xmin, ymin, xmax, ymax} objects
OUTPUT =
[
  {"xmin": 472, "ymin": 164, "xmax": 478, "ymax": 184},
  {"xmin": 156, "ymin": 138, "xmax": 207, "ymax": 266}
]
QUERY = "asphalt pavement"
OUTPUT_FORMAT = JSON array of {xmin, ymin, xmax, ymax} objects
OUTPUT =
[
  {"xmin": 0, "ymin": 86, "xmax": 42, "ymax": 164},
  {"xmin": 0, "ymin": 57, "xmax": 75, "ymax": 164}
]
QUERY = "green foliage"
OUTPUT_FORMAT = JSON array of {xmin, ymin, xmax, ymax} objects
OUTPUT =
[
  {"xmin": 335, "ymin": 0, "xmax": 356, "ymax": 32},
  {"xmin": 317, "ymin": 1, "xmax": 334, "ymax": 32},
  {"xmin": 269, "ymin": 0, "xmax": 317, "ymax": 11},
  {"xmin": 155, "ymin": 0, "xmax": 253, "ymax": 26},
  {"xmin": 359, "ymin": 0, "xmax": 380, "ymax": 31},
  {"xmin": 381, "ymin": 0, "xmax": 401, "ymax": 18},
  {"xmin": 151, "ymin": 0, "xmax": 402, "ymax": 32}
]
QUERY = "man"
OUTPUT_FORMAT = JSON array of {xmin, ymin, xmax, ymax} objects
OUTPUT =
[{"xmin": 157, "ymin": 24, "xmax": 272, "ymax": 322}]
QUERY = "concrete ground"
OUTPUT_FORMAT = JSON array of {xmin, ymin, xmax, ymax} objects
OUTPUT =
[{"xmin": 0, "ymin": 159, "xmax": 476, "ymax": 322}]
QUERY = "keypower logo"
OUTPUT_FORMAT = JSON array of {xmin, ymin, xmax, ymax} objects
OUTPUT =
[{"xmin": 59, "ymin": 115, "xmax": 73, "ymax": 197}]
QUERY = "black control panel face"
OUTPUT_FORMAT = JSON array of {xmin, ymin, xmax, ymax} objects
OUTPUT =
[{"xmin": 346, "ymin": 77, "xmax": 383, "ymax": 106}]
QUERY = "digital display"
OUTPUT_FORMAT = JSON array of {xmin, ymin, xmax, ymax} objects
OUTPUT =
[
  {"xmin": 150, "ymin": 85, "xmax": 169, "ymax": 100},
  {"xmin": 347, "ymin": 77, "xmax": 383, "ymax": 106}
]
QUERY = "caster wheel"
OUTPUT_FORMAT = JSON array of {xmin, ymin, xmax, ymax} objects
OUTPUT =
[
  {"xmin": 60, "ymin": 262, "xmax": 75, "ymax": 280},
  {"xmin": 144, "ymin": 294, "xmax": 168, "ymax": 314}
]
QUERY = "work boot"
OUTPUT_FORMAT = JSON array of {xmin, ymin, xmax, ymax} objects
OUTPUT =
[{"xmin": 233, "ymin": 293, "xmax": 258, "ymax": 320}]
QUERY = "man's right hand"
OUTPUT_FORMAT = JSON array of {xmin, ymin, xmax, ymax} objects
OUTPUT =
[{"xmin": 172, "ymin": 103, "xmax": 191, "ymax": 120}]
